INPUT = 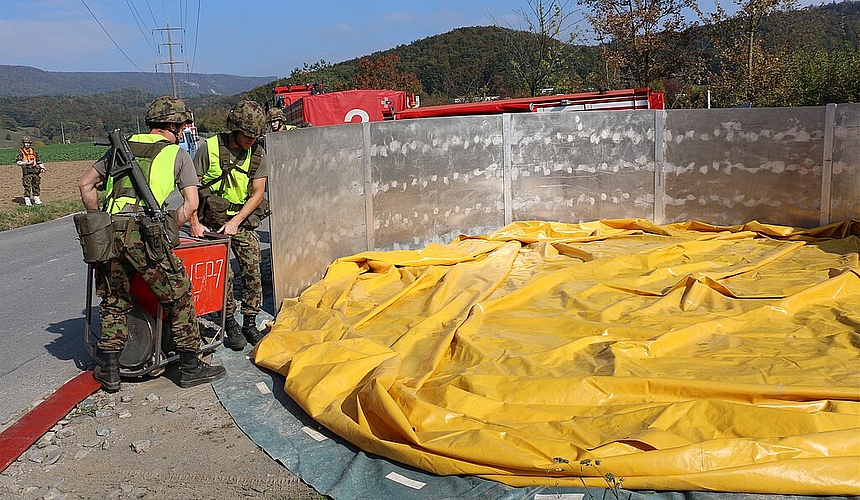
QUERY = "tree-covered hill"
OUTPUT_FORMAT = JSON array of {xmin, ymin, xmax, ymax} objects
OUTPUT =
[
  {"xmin": 0, "ymin": 89, "xmax": 232, "ymax": 145},
  {"xmin": 0, "ymin": 65, "xmax": 276, "ymax": 98}
]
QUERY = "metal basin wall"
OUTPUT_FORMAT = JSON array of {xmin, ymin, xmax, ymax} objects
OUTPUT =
[{"xmin": 266, "ymin": 103, "xmax": 860, "ymax": 303}]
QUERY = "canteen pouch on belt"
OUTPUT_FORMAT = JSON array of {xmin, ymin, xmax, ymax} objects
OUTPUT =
[
  {"xmin": 73, "ymin": 211, "xmax": 114, "ymax": 263},
  {"xmin": 241, "ymin": 198, "xmax": 270, "ymax": 230},
  {"xmin": 140, "ymin": 218, "xmax": 166, "ymax": 261},
  {"xmin": 201, "ymin": 195, "xmax": 230, "ymax": 228}
]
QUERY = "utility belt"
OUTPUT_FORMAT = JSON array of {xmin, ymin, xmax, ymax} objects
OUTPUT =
[
  {"xmin": 199, "ymin": 194, "xmax": 269, "ymax": 230},
  {"xmin": 73, "ymin": 211, "xmax": 179, "ymax": 264},
  {"xmin": 109, "ymin": 215, "xmax": 136, "ymax": 231}
]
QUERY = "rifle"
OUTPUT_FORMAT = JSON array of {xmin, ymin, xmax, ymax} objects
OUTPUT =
[
  {"xmin": 95, "ymin": 129, "xmax": 167, "ymax": 223},
  {"xmin": 94, "ymin": 130, "xmax": 176, "ymax": 249}
]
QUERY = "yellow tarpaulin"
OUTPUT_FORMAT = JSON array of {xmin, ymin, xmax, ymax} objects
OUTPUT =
[{"xmin": 253, "ymin": 219, "xmax": 860, "ymax": 495}]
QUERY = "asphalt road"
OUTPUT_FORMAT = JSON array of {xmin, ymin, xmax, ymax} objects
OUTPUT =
[{"xmin": 0, "ymin": 214, "xmax": 91, "ymax": 427}]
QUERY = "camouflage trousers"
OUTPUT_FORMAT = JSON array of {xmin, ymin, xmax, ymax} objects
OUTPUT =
[
  {"xmin": 95, "ymin": 222, "xmax": 199, "ymax": 352},
  {"xmin": 22, "ymin": 172, "xmax": 41, "ymax": 198},
  {"xmin": 226, "ymin": 228, "xmax": 262, "ymax": 317}
]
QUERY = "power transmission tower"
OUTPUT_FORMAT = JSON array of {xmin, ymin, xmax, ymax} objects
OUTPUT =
[{"xmin": 153, "ymin": 21, "xmax": 185, "ymax": 98}]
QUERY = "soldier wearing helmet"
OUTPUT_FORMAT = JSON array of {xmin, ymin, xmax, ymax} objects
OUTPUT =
[
  {"xmin": 16, "ymin": 136, "xmax": 45, "ymax": 206},
  {"xmin": 190, "ymin": 99, "xmax": 269, "ymax": 350},
  {"xmin": 78, "ymin": 95, "xmax": 226, "ymax": 392},
  {"xmin": 267, "ymin": 108, "xmax": 286, "ymax": 132}
]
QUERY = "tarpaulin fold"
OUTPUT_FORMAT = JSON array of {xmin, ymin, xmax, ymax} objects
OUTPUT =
[{"xmin": 253, "ymin": 219, "xmax": 860, "ymax": 495}]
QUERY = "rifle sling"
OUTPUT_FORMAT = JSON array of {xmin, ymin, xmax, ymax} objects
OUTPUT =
[{"xmin": 107, "ymin": 140, "xmax": 170, "ymax": 216}]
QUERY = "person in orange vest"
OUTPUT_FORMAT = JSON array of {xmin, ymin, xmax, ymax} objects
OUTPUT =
[{"xmin": 16, "ymin": 137, "xmax": 45, "ymax": 206}]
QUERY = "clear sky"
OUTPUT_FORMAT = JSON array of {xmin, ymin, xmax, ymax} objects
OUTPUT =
[
  {"xmin": 0, "ymin": 0, "xmax": 825, "ymax": 77},
  {"xmin": 0, "ymin": 0, "xmax": 536, "ymax": 76}
]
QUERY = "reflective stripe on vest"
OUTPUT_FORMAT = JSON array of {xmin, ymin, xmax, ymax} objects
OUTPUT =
[
  {"xmin": 105, "ymin": 134, "xmax": 178, "ymax": 214},
  {"xmin": 202, "ymin": 134, "xmax": 251, "ymax": 216},
  {"xmin": 19, "ymin": 148, "xmax": 37, "ymax": 164}
]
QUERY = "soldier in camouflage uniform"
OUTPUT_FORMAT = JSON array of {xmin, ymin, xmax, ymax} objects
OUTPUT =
[
  {"xmin": 190, "ymin": 100, "xmax": 268, "ymax": 351},
  {"xmin": 267, "ymin": 107, "xmax": 287, "ymax": 132},
  {"xmin": 16, "ymin": 137, "xmax": 45, "ymax": 205},
  {"xmin": 78, "ymin": 96, "xmax": 226, "ymax": 392}
]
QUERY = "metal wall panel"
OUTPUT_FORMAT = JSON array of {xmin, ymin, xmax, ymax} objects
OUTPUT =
[
  {"xmin": 267, "ymin": 124, "xmax": 367, "ymax": 299},
  {"xmin": 369, "ymin": 116, "xmax": 506, "ymax": 250},
  {"xmin": 510, "ymin": 111, "xmax": 656, "ymax": 222},
  {"xmin": 830, "ymin": 104, "xmax": 860, "ymax": 222},
  {"xmin": 267, "ymin": 104, "xmax": 858, "ymax": 304},
  {"xmin": 663, "ymin": 107, "xmax": 826, "ymax": 226}
]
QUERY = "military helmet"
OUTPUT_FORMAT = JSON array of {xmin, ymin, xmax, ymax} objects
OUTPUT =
[
  {"xmin": 267, "ymin": 108, "xmax": 286, "ymax": 123},
  {"xmin": 22, "ymin": 136, "xmax": 32, "ymax": 143},
  {"xmin": 145, "ymin": 96, "xmax": 193, "ymax": 125},
  {"xmin": 227, "ymin": 100, "xmax": 266, "ymax": 137}
]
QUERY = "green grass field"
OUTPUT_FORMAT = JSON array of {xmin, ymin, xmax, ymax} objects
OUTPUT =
[{"xmin": 0, "ymin": 142, "xmax": 108, "ymax": 165}]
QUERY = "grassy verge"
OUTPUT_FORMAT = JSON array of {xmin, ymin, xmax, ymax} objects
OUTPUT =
[{"xmin": 0, "ymin": 199, "xmax": 85, "ymax": 231}]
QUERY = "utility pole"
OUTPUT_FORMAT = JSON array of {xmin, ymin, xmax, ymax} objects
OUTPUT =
[{"xmin": 153, "ymin": 22, "xmax": 185, "ymax": 98}]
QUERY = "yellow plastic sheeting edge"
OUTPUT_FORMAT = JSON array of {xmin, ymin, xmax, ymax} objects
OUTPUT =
[{"xmin": 254, "ymin": 219, "xmax": 860, "ymax": 495}]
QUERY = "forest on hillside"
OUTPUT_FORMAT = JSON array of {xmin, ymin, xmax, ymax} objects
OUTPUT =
[
  {"xmin": 257, "ymin": 0, "xmax": 858, "ymax": 108},
  {"xmin": 1, "ymin": 0, "xmax": 858, "ymax": 144}
]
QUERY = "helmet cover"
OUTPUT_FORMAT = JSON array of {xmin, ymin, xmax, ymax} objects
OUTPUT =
[
  {"xmin": 227, "ymin": 100, "xmax": 266, "ymax": 137},
  {"xmin": 145, "ymin": 96, "xmax": 193, "ymax": 125}
]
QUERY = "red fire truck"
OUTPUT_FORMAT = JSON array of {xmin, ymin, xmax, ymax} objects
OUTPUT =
[
  {"xmin": 272, "ymin": 84, "xmax": 412, "ymax": 126},
  {"xmin": 392, "ymin": 87, "xmax": 663, "ymax": 120},
  {"xmin": 271, "ymin": 85, "xmax": 663, "ymax": 127}
]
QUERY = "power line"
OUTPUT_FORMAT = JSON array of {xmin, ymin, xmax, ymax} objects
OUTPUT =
[
  {"xmin": 144, "ymin": 0, "xmax": 158, "ymax": 27},
  {"xmin": 180, "ymin": 0, "xmax": 186, "ymax": 33},
  {"xmin": 190, "ymin": 0, "xmax": 201, "ymax": 73},
  {"xmin": 125, "ymin": 0, "xmax": 156, "ymax": 52},
  {"xmin": 80, "ymin": 0, "xmax": 147, "ymax": 72}
]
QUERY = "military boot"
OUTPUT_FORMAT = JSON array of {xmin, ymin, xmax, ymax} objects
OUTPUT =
[
  {"xmin": 93, "ymin": 350, "xmax": 121, "ymax": 392},
  {"xmin": 242, "ymin": 315, "xmax": 265, "ymax": 345},
  {"xmin": 224, "ymin": 315, "xmax": 247, "ymax": 351},
  {"xmin": 178, "ymin": 352, "xmax": 227, "ymax": 388}
]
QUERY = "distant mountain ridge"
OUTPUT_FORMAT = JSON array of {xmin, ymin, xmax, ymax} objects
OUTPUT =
[{"xmin": 0, "ymin": 65, "xmax": 277, "ymax": 98}]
